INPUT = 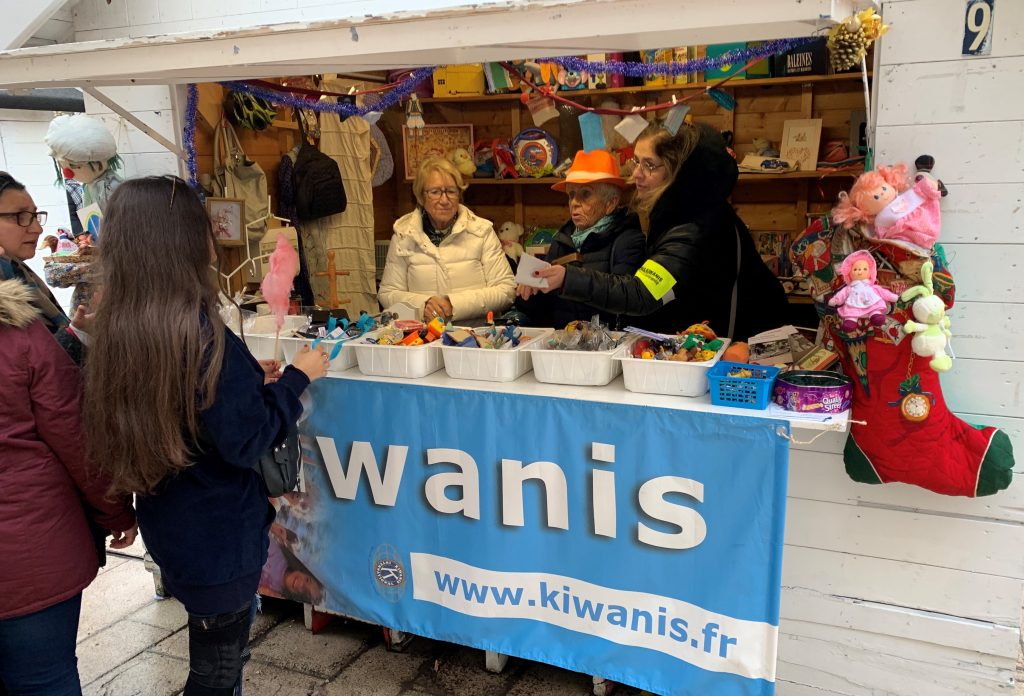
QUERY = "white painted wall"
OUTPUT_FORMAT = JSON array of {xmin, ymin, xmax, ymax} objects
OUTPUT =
[
  {"xmin": 0, "ymin": 108, "xmax": 74, "ymax": 310},
  {"xmin": 81, "ymin": 85, "xmax": 181, "ymax": 180},
  {"xmin": 772, "ymin": 2, "xmax": 1024, "ymax": 694}
]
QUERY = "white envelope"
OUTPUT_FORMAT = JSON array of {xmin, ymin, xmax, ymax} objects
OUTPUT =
[{"xmin": 515, "ymin": 253, "xmax": 551, "ymax": 289}]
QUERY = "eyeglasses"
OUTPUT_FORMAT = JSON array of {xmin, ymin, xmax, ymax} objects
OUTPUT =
[
  {"xmin": 425, "ymin": 187, "xmax": 459, "ymax": 201},
  {"xmin": 629, "ymin": 156, "xmax": 666, "ymax": 175},
  {"xmin": 0, "ymin": 211, "xmax": 47, "ymax": 227}
]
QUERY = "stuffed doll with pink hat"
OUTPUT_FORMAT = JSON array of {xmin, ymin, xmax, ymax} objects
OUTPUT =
[
  {"xmin": 832, "ymin": 163, "xmax": 941, "ymax": 255},
  {"xmin": 828, "ymin": 250, "xmax": 899, "ymax": 332}
]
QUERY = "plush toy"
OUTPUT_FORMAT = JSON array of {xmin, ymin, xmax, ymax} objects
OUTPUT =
[
  {"xmin": 44, "ymin": 114, "xmax": 123, "ymax": 213},
  {"xmin": 832, "ymin": 163, "xmax": 941, "ymax": 255},
  {"xmin": 900, "ymin": 261, "xmax": 952, "ymax": 372},
  {"xmin": 497, "ymin": 221, "xmax": 524, "ymax": 262},
  {"xmin": 828, "ymin": 250, "xmax": 899, "ymax": 332},
  {"xmin": 447, "ymin": 147, "xmax": 476, "ymax": 178},
  {"xmin": 790, "ymin": 214, "xmax": 1014, "ymax": 498}
]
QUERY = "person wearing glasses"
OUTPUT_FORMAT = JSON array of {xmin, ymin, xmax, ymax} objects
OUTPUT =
[
  {"xmin": 378, "ymin": 157, "xmax": 514, "ymax": 323},
  {"xmin": 0, "ymin": 172, "xmax": 137, "ymax": 694},
  {"xmin": 529, "ymin": 124, "xmax": 787, "ymax": 342},
  {"xmin": 515, "ymin": 149, "xmax": 645, "ymax": 329},
  {"xmin": 0, "ymin": 172, "xmax": 93, "ymax": 364}
]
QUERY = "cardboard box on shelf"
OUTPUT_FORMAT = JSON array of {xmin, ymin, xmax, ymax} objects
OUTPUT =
[
  {"xmin": 585, "ymin": 53, "xmax": 625, "ymax": 89},
  {"xmin": 774, "ymin": 37, "xmax": 828, "ymax": 77},
  {"xmin": 672, "ymin": 47, "xmax": 693, "ymax": 84},
  {"xmin": 691, "ymin": 45, "xmax": 707, "ymax": 83},
  {"xmin": 704, "ymin": 42, "xmax": 747, "ymax": 81},
  {"xmin": 641, "ymin": 48, "xmax": 674, "ymax": 87},
  {"xmin": 432, "ymin": 64, "xmax": 486, "ymax": 97},
  {"xmin": 745, "ymin": 42, "xmax": 773, "ymax": 78}
]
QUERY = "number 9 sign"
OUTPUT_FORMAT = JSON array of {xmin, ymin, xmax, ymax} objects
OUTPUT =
[{"xmin": 963, "ymin": 0, "xmax": 995, "ymax": 56}]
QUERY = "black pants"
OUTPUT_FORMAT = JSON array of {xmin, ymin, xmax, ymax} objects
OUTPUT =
[{"xmin": 184, "ymin": 599, "xmax": 256, "ymax": 696}]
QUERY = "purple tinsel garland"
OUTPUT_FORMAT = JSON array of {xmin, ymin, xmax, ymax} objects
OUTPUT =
[
  {"xmin": 182, "ymin": 39, "xmax": 816, "ymax": 183},
  {"xmin": 184, "ymin": 83, "xmax": 200, "ymax": 191},
  {"xmin": 556, "ymin": 37, "xmax": 816, "ymax": 78}
]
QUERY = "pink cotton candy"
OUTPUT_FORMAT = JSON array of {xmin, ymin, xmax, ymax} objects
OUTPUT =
[{"xmin": 260, "ymin": 235, "xmax": 299, "ymax": 331}]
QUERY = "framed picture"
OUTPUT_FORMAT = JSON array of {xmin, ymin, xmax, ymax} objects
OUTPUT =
[
  {"xmin": 207, "ymin": 197, "xmax": 244, "ymax": 246},
  {"xmin": 780, "ymin": 118, "xmax": 823, "ymax": 172},
  {"xmin": 402, "ymin": 124, "xmax": 474, "ymax": 180}
]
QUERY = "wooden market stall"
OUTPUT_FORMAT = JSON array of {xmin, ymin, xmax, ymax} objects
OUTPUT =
[{"xmin": 1, "ymin": 1, "xmax": 1021, "ymax": 694}]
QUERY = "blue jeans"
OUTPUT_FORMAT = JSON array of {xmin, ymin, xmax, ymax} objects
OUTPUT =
[
  {"xmin": 0, "ymin": 594, "xmax": 83, "ymax": 696},
  {"xmin": 184, "ymin": 598, "xmax": 257, "ymax": 696}
]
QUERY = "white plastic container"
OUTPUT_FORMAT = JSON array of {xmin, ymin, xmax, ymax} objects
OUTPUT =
[
  {"xmin": 280, "ymin": 335, "xmax": 357, "ymax": 373},
  {"xmin": 615, "ymin": 337, "xmax": 731, "ymax": 397},
  {"xmin": 525, "ymin": 332, "xmax": 635, "ymax": 387},
  {"xmin": 350, "ymin": 329, "xmax": 445, "ymax": 379},
  {"xmin": 439, "ymin": 328, "xmax": 551, "ymax": 383},
  {"xmin": 240, "ymin": 315, "xmax": 309, "ymax": 361}
]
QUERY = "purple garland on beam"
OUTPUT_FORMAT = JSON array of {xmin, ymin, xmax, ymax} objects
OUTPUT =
[
  {"xmin": 220, "ymin": 67, "xmax": 435, "ymax": 117},
  {"xmin": 556, "ymin": 37, "xmax": 817, "ymax": 78},
  {"xmin": 184, "ymin": 83, "xmax": 200, "ymax": 191}
]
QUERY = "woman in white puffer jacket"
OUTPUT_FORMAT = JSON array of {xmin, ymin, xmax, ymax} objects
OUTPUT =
[{"xmin": 378, "ymin": 157, "xmax": 515, "ymax": 323}]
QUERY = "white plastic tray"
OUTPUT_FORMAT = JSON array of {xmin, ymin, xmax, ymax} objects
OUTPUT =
[
  {"xmin": 350, "ymin": 329, "xmax": 445, "ymax": 379},
  {"xmin": 525, "ymin": 332, "xmax": 635, "ymax": 387},
  {"xmin": 615, "ymin": 336, "xmax": 731, "ymax": 397},
  {"xmin": 280, "ymin": 335, "xmax": 357, "ymax": 373},
  {"xmin": 239, "ymin": 315, "xmax": 309, "ymax": 361},
  {"xmin": 439, "ymin": 328, "xmax": 551, "ymax": 383}
]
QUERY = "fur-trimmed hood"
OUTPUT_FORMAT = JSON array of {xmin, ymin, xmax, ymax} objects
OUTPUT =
[{"xmin": 0, "ymin": 278, "xmax": 40, "ymax": 329}]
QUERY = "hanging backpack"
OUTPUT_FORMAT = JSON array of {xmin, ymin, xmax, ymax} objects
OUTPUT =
[
  {"xmin": 213, "ymin": 119, "xmax": 269, "ymax": 240},
  {"xmin": 293, "ymin": 110, "xmax": 347, "ymax": 222}
]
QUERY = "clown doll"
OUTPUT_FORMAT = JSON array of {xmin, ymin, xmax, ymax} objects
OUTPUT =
[
  {"xmin": 44, "ymin": 114, "xmax": 123, "ymax": 218},
  {"xmin": 40, "ymin": 115, "xmax": 122, "ymax": 313}
]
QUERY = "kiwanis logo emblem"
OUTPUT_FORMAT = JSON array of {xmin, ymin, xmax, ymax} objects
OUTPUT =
[{"xmin": 371, "ymin": 544, "xmax": 406, "ymax": 601}]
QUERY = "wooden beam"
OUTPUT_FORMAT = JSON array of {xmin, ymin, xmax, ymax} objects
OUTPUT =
[
  {"xmin": 0, "ymin": 0, "xmax": 857, "ymax": 89},
  {"xmin": 0, "ymin": 0, "xmax": 66, "ymax": 51},
  {"xmin": 82, "ymin": 86, "xmax": 187, "ymax": 162}
]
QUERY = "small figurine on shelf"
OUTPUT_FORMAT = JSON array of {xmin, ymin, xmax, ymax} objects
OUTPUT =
[{"xmin": 828, "ymin": 250, "xmax": 899, "ymax": 332}]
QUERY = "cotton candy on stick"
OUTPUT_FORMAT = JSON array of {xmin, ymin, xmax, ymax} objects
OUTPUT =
[{"xmin": 260, "ymin": 235, "xmax": 299, "ymax": 357}]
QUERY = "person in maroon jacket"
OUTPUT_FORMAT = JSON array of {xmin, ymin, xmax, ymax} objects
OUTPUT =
[{"xmin": 0, "ymin": 274, "xmax": 137, "ymax": 695}]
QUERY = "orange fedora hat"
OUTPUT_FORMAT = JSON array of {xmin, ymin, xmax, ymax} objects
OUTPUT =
[{"xmin": 551, "ymin": 149, "xmax": 627, "ymax": 192}]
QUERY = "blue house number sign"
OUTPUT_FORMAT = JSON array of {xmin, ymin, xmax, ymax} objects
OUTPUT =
[{"xmin": 963, "ymin": 0, "xmax": 995, "ymax": 56}]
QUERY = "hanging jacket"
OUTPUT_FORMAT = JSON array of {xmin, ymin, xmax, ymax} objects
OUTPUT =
[
  {"xmin": 378, "ymin": 204, "xmax": 515, "ymax": 322},
  {"xmin": 517, "ymin": 207, "xmax": 646, "ymax": 329},
  {"xmin": 559, "ymin": 127, "xmax": 788, "ymax": 340},
  {"xmin": 0, "ymin": 279, "xmax": 135, "ymax": 621}
]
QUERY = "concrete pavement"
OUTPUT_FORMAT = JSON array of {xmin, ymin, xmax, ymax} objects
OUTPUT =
[{"xmin": 77, "ymin": 549, "xmax": 629, "ymax": 696}]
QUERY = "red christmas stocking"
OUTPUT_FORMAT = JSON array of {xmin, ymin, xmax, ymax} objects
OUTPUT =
[{"xmin": 836, "ymin": 328, "xmax": 1013, "ymax": 497}]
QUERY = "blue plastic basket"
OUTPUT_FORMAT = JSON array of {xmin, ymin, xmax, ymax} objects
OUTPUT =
[{"xmin": 707, "ymin": 361, "xmax": 780, "ymax": 410}]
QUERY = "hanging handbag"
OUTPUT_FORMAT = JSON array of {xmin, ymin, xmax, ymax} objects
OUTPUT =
[
  {"xmin": 213, "ymin": 119, "xmax": 269, "ymax": 240},
  {"xmin": 256, "ymin": 425, "xmax": 301, "ymax": 498}
]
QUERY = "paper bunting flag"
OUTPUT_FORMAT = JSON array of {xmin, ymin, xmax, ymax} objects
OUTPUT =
[
  {"xmin": 578, "ymin": 112, "xmax": 606, "ymax": 152},
  {"xmin": 613, "ymin": 112, "xmax": 649, "ymax": 144}
]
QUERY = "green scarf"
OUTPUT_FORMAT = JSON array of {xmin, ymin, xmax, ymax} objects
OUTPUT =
[{"xmin": 570, "ymin": 213, "xmax": 617, "ymax": 250}]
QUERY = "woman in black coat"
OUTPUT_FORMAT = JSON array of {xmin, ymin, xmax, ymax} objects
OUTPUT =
[
  {"xmin": 516, "ymin": 149, "xmax": 645, "ymax": 329},
  {"xmin": 534, "ymin": 124, "xmax": 788, "ymax": 341}
]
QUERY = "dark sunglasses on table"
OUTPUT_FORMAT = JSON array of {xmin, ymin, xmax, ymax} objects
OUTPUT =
[{"xmin": 0, "ymin": 211, "xmax": 48, "ymax": 227}]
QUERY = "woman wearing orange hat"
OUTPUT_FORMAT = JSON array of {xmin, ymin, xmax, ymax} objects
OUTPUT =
[
  {"xmin": 516, "ymin": 149, "xmax": 645, "ymax": 328},
  {"xmin": 529, "ymin": 124, "xmax": 787, "ymax": 341}
]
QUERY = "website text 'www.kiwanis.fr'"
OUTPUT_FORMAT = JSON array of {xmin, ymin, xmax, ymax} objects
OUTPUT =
[{"xmin": 408, "ymin": 553, "xmax": 775, "ymax": 679}]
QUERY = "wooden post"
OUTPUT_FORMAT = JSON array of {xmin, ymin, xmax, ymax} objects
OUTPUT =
[{"xmin": 312, "ymin": 249, "xmax": 352, "ymax": 309}]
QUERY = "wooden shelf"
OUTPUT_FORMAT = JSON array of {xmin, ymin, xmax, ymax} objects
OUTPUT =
[
  {"xmin": 463, "ymin": 169, "xmax": 862, "ymax": 186},
  {"xmin": 737, "ymin": 168, "xmax": 863, "ymax": 181},
  {"xmin": 467, "ymin": 177, "xmax": 561, "ymax": 185},
  {"xmin": 786, "ymin": 295, "xmax": 816, "ymax": 305},
  {"xmin": 421, "ymin": 72, "xmax": 870, "ymax": 104}
]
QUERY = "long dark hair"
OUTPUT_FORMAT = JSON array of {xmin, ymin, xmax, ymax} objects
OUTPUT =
[{"xmin": 85, "ymin": 176, "xmax": 226, "ymax": 495}]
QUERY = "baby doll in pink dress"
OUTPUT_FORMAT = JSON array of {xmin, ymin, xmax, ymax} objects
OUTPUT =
[
  {"xmin": 832, "ymin": 164, "xmax": 941, "ymax": 255},
  {"xmin": 829, "ymin": 250, "xmax": 900, "ymax": 332}
]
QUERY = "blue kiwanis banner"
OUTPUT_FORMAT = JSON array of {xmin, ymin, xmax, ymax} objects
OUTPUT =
[{"xmin": 286, "ymin": 378, "xmax": 789, "ymax": 696}]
